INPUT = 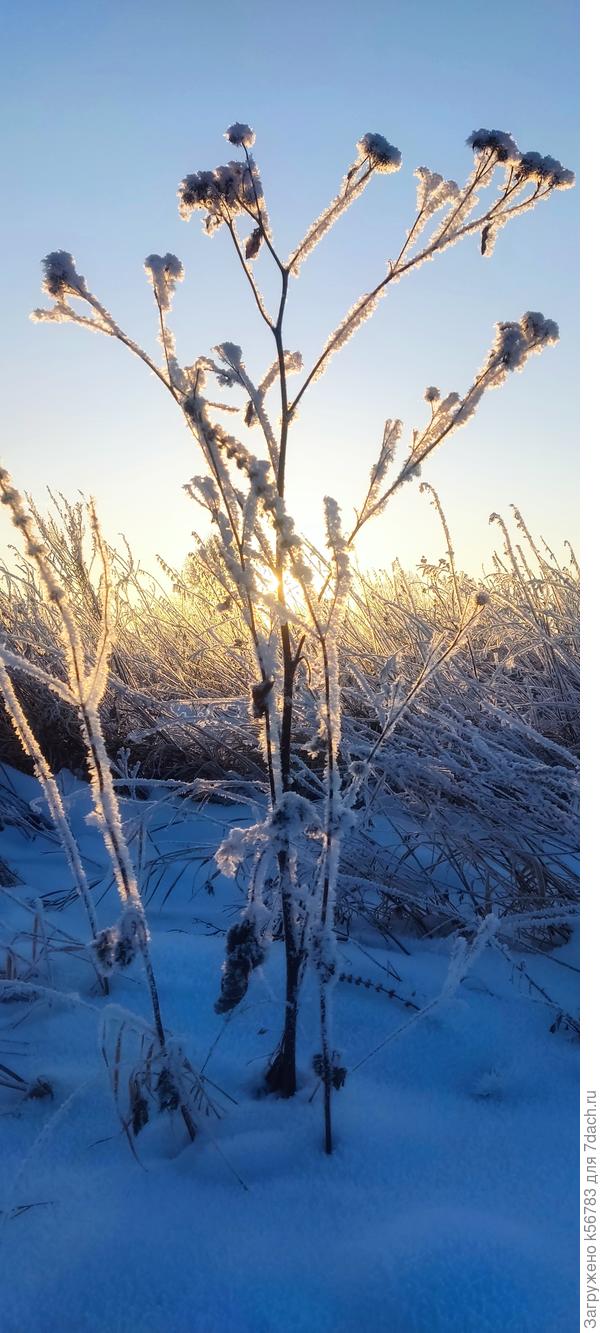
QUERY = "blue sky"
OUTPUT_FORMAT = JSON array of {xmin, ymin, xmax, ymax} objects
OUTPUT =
[{"xmin": 0, "ymin": 0, "xmax": 578, "ymax": 575}]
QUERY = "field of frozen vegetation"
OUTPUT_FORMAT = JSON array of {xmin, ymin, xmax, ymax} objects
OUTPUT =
[{"xmin": 0, "ymin": 120, "xmax": 578, "ymax": 1331}]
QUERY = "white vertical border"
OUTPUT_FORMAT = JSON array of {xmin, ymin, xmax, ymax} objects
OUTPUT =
[{"xmin": 581, "ymin": 1, "xmax": 597, "ymax": 1329}]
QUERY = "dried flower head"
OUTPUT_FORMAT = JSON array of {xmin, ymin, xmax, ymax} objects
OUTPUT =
[
  {"xmin": 424, "ymin": 386, "xmax": 440, "ymax": 403},
  {"xmin": 466, "ymin": 129, "xmax": 520, "ymax": 163},
  {"xmin": 215, "ymin": 916, "xmax": 266, "ymax": 1014},
  {"xmin": 357, "ymin": 132, "xmax": 402, "ymax": 173},
  {"xmin": 156, "ymin": 1066, "xmax": 180, "ymax": 1112},
  {"xmin": 251, "ymin": 677, "xmax": 274, "ymax": 718},
  {"xmin": 466, "ymin": 131, "xmax": 574, "ymax": 193},
  {"xmin": 41, "ymin": 251, "xmax": 87, "ymax": 300},
  {"xmin": 144, "ymin": 253, "xmax": 184, "ymax": 311},
  {"xmin": 225, "ymin": 122, "xmax": 256, "ymax": 148},
  {"xmin": 178, "ymin": 161, "xmax": 261, "ymax": 231},
  {"xmin": 520, "ymin": 310, "xmax": 559, "ymax": 346},
  {"xmin": 516, "ymin": 151, "xmax": 575, "ymax": 190},
  {"xmin": 485, "ymin": 311, "xmax": 559, "ymax": 379},
  {"xmin": 91, "ymin": 925, "xmax": 119, "ymax": 975}
]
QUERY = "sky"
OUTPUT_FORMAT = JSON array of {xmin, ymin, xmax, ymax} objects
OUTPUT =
[{"xmin": 0, "ymin": 0, "xmax": 578, "ymax": 578}]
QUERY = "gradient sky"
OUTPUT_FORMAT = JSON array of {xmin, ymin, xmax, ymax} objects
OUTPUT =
[{"xmin": 0, "ymin": 0, "xmax": 578, "ymax": 578}]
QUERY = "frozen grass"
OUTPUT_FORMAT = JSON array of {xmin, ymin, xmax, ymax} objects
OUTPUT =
[{"xmin": 0, "ymin": 490, "xmax": 579, "ymax": 934}]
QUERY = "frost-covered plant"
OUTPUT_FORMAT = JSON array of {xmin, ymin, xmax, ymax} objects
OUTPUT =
[
  {"xmin": 0, "ymin": 471, "xmax": 199, "ymax": 1141},
  {"xmin": 28, "ymin": 120, "xmax": 573, "ymax": 1152}
]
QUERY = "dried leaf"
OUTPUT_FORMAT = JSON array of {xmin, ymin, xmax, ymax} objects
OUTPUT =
[{"xmin": 245, "ymin": 228, "xmax": 262, "ymax": 261}]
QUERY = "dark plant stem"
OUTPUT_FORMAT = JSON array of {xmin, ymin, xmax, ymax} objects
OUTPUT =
[
  {"xmin": 319, "ymin": 989, "xmax": 333, "ymax": 1154},
  {"xmin": 268, "ymin": 264, "xmax": 308, "ymax": 1096},
  {"xmin": 265, "ymin": 854, "xmax": 302, "ymax": 1097}
]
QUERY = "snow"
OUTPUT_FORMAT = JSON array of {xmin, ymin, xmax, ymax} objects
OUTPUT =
[{"xmin": 0, "ymin": 766, "xmax": 578, "ymax": 1332}]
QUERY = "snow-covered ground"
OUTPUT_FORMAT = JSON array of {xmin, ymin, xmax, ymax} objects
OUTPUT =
[{"xmin": 0, "ymin": 767, "xmax": 578, "ymax": 1332}]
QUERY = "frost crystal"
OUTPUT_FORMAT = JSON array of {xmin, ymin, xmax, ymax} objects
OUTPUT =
[{"xmin": 357, "ymin": 132, "xmax": 402, "ymax": 173}]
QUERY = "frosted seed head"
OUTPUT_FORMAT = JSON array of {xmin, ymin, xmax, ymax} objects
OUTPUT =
[
  {"xmin": 516, "ymin": 150, "xmax": 543, "ymax": 180},
  {"xmin": 424, "ymin": 386, "xmax": 440, "ymax": 403},
  {"xmin": 516, "ymin": 150, "xmax": 575, "ymax": 190},
  {"xmin": 215, "ymin": 342, "xmax": 243, "ymax": 371},
  {"xmin": 357, "ymin": 132, "xmax": 402, "ymax": 173},
  {"xmin": 91, "ymin": 925, "xmax": 119, "ymax": 975},
  {"xmin": 178, "ymin": 170, "xmax": 219, "ymax": 221},
  {"xmin": 225, "ymin": 122, "xmax": 256, "ymax": 148},
  {"xmin": 466, "ymin": 129, "xmax": 520, "ymax": 163},
  {"xmin": 520, "ymin": 311, "xmax": 559, "ymax": 347},
  {"xmin": 493, "ymin": 321, "xmax": 527, "ymax": 371},
  {"xmin": 539, "ymin": 154, "xmax": 575, "ymax": 188},
  {"xmin": 553, "ymin": 166, "xmax": 576, "ymax": 190},
  {"xmin": 144, "ymin": 253, "xmax": 184, "ymax": 311},
  {"xmin": 179, "ymin": 160, "xmax": 260, "ymax": 229},
  {"xmin": 41, "ymin": 251, "xmax": 87, "ymax": 300}
]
